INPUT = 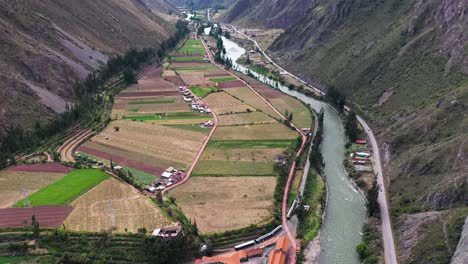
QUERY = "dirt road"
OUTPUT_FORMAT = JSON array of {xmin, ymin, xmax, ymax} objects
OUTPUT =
[{"xmin": 58, "ymin": 129, "xmax": 94, "ymax": 162}]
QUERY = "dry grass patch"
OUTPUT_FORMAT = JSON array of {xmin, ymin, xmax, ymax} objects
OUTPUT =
[
  {"xmin": 269, "ymin": 97, "xmax": 312, "ymax": 129},
  {"xmin": 212, "ymin": 123, "xmax": 298, "ymax": 140},
  {"xmin": 218, "ymin": 112, "xmax": 276, "ymax": 126},
  {"xmin": 0, "ymin": 171, "xmax": 65, "ymax": 208},
  {"xmin": 204, "ymin": 92, "xmax": 255, "ymax": 114},
  {"xmin": 179, "ymin": 72, "xmax": 213, "ymax": 86},
  {"xmin": 82, "ymin": 141, "xmax": 184, "ymax": 169},
  {"xmin": 201, "ymin": 148, "xmax": 284, "ymax": 162},
  {"xmin": 162, "ymin": 69, "xmax": 177, "ymax": 77},
  {"xmin": 91, "ymin": 120, "xmax": 207, "ymax": 165},
  {"xmin": 224, "ymin": 87, "xmax": 282, "ymax": 119},
  {"xmin": 64, "ymin": 178, "xmax": 169, "ymax": 233},
  {"xmin": 170, "ymin": 177, "xmax": 276, "ymax": 233}
]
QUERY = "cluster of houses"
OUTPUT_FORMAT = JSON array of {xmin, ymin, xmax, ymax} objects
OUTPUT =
[
  {"xmin": 145, "ymin": 167, "xmax": 185, "ymax": 193},
  {"xmin": 349, "ymin": 139, "xmax": 373, "ymax": 172}
]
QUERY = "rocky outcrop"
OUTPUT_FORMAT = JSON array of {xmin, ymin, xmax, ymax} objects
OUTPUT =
[{"xmin": 451, "ymin": 217, "xmax": 468, "ymax": 264}]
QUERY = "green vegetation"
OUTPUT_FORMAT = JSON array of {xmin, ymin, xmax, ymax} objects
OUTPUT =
[
  {"xmin": 344, "ymin": 111, "xmax": 359, "ymax": 143},
  {"xmin": 171, "ymin": 56, "xmax": 205, "ymax": 61},
  {"xmin": 14, "ymin": 169, "xmax": 108, "ymax": 207},
  {"xmin": 185, "ymin": 40, "xmax": 202, "ymax": 46},
  {"xmin": 124, "ymin": 167, "xmax": 156, "ymax": 185},
  {"xmin": 0, "ymin": 227, "xmax": 200, "ymax": 263},
  {"xmin": 189, "ymin": 86, "xmax": 220, "ymax": 98},
  {"xmin": 250, "ymin": 65, "xmax": 269, "ymax": 75},
  {"xmin": 127, "ymin": 98, "xmax": 176, "ymax": 105},
  {"xmin": 207, "ymin": 139, "xmax": 295, "ymax": 149},
  {"xmin": 126, "ymin": 108, "xmax": 139, "ymax": 112},
  {"xmin": 192, "ymin": 160, "xmax": 276, "ymax": 176},
  {"xmin": 296, "ymin": 171, "xmax": 325, "ymax": 244},
  {"xmin": 209, "ymin": 77, "xmax": 237, "ymax": 82}
]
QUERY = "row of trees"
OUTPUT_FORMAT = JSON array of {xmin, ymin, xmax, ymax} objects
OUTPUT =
[
  {"xmin": 309, "ymin": 108, "xmax": 325, "ymax": 173},
  {"xmin": 0, "ymin": 21, "xmax": 189, "ymax": 169}
]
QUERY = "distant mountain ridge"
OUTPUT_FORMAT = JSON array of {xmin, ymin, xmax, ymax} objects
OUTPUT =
[{"xmin": 0, "ymin": 0, "xmax": 177, "ymax": 132}]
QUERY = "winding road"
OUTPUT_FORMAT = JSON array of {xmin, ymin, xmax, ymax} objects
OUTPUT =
[{"xmin": 229, "ymin": 25, "xmax": 398, "ymax": 264}]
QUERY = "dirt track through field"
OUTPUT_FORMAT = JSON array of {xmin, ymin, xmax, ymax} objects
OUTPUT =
[{"xmin": 59, "ymin": 129, "xmax": 94, "ymax": 162}]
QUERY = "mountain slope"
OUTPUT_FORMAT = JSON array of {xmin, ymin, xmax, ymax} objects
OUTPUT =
[
  {"xmin": 0, "ymin": 0, "xmax": 176, "ymax": 131},
  {"xmin": 223, "ymin": 0, "xmax": 468, "ymax": 262}
]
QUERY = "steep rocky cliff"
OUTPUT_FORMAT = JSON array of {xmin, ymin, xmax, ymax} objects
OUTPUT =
[
  {"xmin": 0, "ymin": 0, "xmax": 176, "ymax": 131},
  {"xmin": 224, "ymin": 0, "xmax": 468, "ymax": 262}
]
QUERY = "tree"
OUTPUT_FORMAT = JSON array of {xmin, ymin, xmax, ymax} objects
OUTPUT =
[
  {"xmin": 345, "ymin": 111, "xmax": 358, "ymax": 142},
  {"xmin": 356, "ymin": 242, "xmax": 370, "ymax": 260},
  {"xmin": 138, "ymin": 227, "xmax": 147, "ymax": 235},
  {"xmin": 367, "ymin": 178, "xmax": 380, "ymax": 217},
  {"xmin": 224, "ymin": 31, "xmax": 231, "ymax": 39},
  {"xmin": 246, "ymin": 54, "xmax": 251, "ymax": 64},
  {"xmin": 32, "ymin": 214, "xmax": 40, "ymax": 237},
  {"xmin": 288, "ymin": 83, "xmax": 296, "ymax": 90},
  {"xmin": 327, "ymin": 86, "xmax": 346, "ymax": 111},
  {"xmin": 123, "ymin": 68, "xmax": 137, "ymax": 84}
]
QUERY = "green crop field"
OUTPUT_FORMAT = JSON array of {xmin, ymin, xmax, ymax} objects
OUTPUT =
[
  {"xmin": 190, "ymin": 86, "xmax": 220, "ymax": 98},
  {"xmin": 207, "ymin": 139, "xmax": 295, "ymax": 149},
  {"xmin": 14, "ymin": 169, "xmax": 108, "ymax": 207},
  {"xmin": 210, "ymin": 77, "xmax": 237, "ymax": 82},
  {"xmin": 171, "ymin": 56, "xmax": 205, "ymax": 62},
  {"xmin": 192, "ymin": 160, "xmax": 276, "ymax": 176},
  {"xmin": 171, "ymin": 65, "xmax": 216, "ymax": 71},
  {"xmin": 184, "ymin": 40, "xmax": 202, "ymax": 45},
  {"xmin": 127, "ymin": 98, "xmax": 176, "ymax": 105},
  {"xmin": 125, "ymin": 167, "xmax": 156, "ymax": 185},
  {"xmin": 177, "ymin": 47, "xmax": 206, "ymax": 54}
]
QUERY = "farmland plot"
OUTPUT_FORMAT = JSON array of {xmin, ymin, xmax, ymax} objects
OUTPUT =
[
  {"xmin": 217, "ymin": 112, "xmax": 276, "ymax": 126},
  {"xmin": 192, "ymin": 160, "xmax": 276, "ymax": 176},
  {"xmin": 269, "ymin": 96, "xmax": 312, "ymax": 129},
  {"xmin": 212, "ymin": 123, "xmax": 298, "ymax": 140},
  {"xmin": 91, "ymin": 120, "xmax": 207, "ymax": 165},
  {"xmin": 170, "ymin": 177, "xmax": 276, "ymax": 234},
  {"xmin": 224, "ymin": 87, "xmax": 282, "ymax": 119},
  {"xmin": 64, "ymin": 178, "xmax": 169, "ymax": 233},
  {"xmin": 0, "ymin": 171, "xmax": 65, "ymax": 208},
  {"xmin": 201, "ymin": 147, "xmax": 284, "ymax": 162},
  {"xmin": 14, "ymin": 169, "xmax": 108, "ymax": 207},
  {"xmin": 203, "ymin": 92, "xmax": 255, "ymax": 114}
]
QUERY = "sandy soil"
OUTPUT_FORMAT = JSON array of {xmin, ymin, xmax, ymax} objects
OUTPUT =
[
  {"xmin": 218, "ymin": 112, "xmax": 276, "ymax": 126},
  {"xmin": 201, "ymin": 148, "xmax": 284, "ymax": 163},
  {"xmin": 224, "ymin": 87, "xmax": 282, "ymax": 119}
]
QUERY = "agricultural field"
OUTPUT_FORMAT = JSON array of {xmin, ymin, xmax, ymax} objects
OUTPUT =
[
  {"xmin": 210, "ymin": 77, "xmax": 237, "ymax": 83},
  {"xmin": 177, "ymin": 40, "xmax": 206, "ymax": 55},
  {"xmin": 192, "ymin": 160, "xmax": 276, "ymax": 176},
  {"xmin": 223, "ymin": 87, "xmax": 282, "ymax": 119},
  {"xmin": 212, "ymin": 123, "xmax": 297, "ymax": 140},
  {"xmin": 170, "ymin": 56, "xmax": 205, "ymax": 62},
  {"xmin": 217, "ymin": 112, "xmax": 276, "ymax": 126},
  {"xmin": 190, "ymin": 86, "xmax": 220, "ymax": 98},
  {"xmin": 203, "ymin": 92, "xmax": 255, "ymax": 114},
  {"xmin": 269, "ymin": 96, "xmax": 312, "ymax": 129},
  {"xmin": 0, "ymin": 170, "xmax": 66, "ymax": 208},
  {"xmin": 169, "ymin": 177, "xmax": 276, "ymax": 233},
  {"xmin": 64, "ymin": 178, "xmax": 169, "ymax": 233},
  {"xmin": 85, "ymin": 120, "xmax": 207, "ymax": 167},
  {"xmin": 14, "ymin": 169, "xmax": 108, "ymax": 207}
]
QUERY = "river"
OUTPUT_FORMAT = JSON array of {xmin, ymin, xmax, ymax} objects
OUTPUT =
[{"xmin": 221, "ymin": 36, "xmax": 367, "ymax": 264}]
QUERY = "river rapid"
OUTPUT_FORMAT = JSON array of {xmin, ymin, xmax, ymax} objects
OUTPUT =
[{"xmin": 221, "ymin": 36, "xmax": 367, "ymax": 264}]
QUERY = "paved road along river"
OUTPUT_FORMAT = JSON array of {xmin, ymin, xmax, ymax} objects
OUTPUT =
[{"xmin": 222, "ymin": 36, "xmax": 367, "ymax": 264}]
